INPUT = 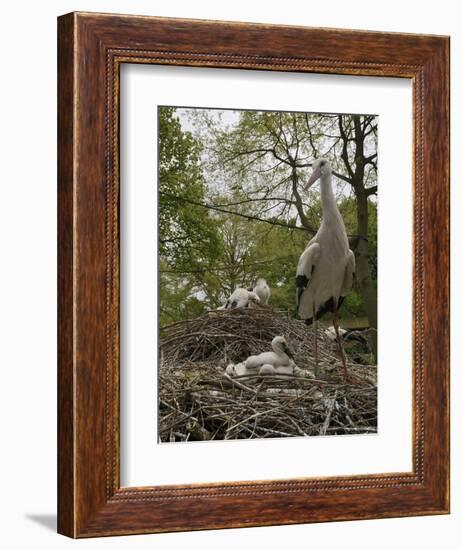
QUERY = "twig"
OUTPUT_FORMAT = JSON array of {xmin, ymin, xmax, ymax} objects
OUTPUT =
[
  {"xmin": 223, "ymin": 374, "xmax": 257, "ymax": 395},
  {"xmin": 320, "ymin": 391, "xmax": 337, "ymax": 435}
]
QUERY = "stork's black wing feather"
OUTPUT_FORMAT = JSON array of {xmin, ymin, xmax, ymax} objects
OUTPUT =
[
  {"xmin": 296, "ymin": 264, "xmax": 316, "ymax": 309},
  {"xmin": 295, "ymin": 274, "xmax": 308, "ymax": 308},
  {"xmin": 304, "ymin": 296, "xmax": 345, "ymax": 326}
]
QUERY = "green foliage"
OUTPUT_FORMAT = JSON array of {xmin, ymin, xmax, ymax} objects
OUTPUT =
[
  {"xmin": 159, "ymin": 107, "xmax": 222, "ymax": 270},
  {"xmin": 244, "ymin": 222, "xmax": 306, "ymax": 316},
  {"xmin": 341, "ymin": 289, "xmax": 366, "ymax": 318},
  {"xmin": 159, "ymin": 107, "xmax": 224, "ymax": 324},
  {"xmin": 159, "ymin": 267, "xmax": 206, "ymax": 326}
]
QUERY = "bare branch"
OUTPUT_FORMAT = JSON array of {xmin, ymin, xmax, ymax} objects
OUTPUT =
[
  {"xmin": 160, "ymin": 190, "xmax": 315, "ymax": 233},
  {"xmin": 211, "ymin": 196, "xmax": 298, "ymax": 208},
  {"xmin": 364, "ymin": 152, "xmax": 377, "ymax": 164},
  {"xmin": 305, "ymin": 113, "xmax": 319, "ymax": 158},
  {"xmin": 289, "ymin": 166, "xmax": 314, "ymax": 231},
  {"xmin": 338, "ymin": 115, "xmax": 354, "ymax": 178},
  {"xmin": 332, "ymin": 170, "xmax": 352, "ymax": 184}
]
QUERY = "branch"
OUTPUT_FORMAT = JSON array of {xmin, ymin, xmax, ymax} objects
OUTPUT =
[
  {"xmin": 365, "ymin": 158, "xmax": 378, "ymax": 173},
  {"xmin": 364, "ymin": 152, "xmax": 377, "ymax": 164},
  {"xmin": 363, "ymin": 122, "xmax": 378, "ymax": 138},
  {"xmin": 224, "ymin": 147, "xmax": 273, "ymax": 161},
  {"xmin": 305, "ymin": 113, "xmax": 319, "ymax": 157},
  {"xmin": 160, "ymin": 190, "xmax": 315, "ymax": 233},
  {"xmin": 332, "ymin": 170, "xmax": 352, "ymax": 184},
  {"xmin": 211, "ymin": 196, "xmax": 298, "ymax": 208},
  {"xmin": 160, "ymin": 253, "xmax": 300, "ymax": 274},
  {"xmin": 293, "ymin": 114, "xmax": 300, "ymax": 159},
  {"xmin": 338, "ymin": 115, "xmax": 354, "ymax": 178},
  {"xmin": 278, "ymin": 113, "xmax": 291, "ymax": 150},
  {"xmin": 365, "ymin": 185, "xmax": 378, "ymax": 197},
  {"xmin": 290, "ymin": 166, "xmax": 311, "ymax": 231},
  {"xmin": 270, "ymin": 147, "xmax": 293, "ymax": 167}
]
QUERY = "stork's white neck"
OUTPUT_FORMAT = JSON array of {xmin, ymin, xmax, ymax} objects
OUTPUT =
[
  {"xmin": 320, "ymin": 173, "xmax": 343, "ymax": 224},
  {"xmin": 272, "ymin": 342, "xmax": 286, "ymax": 357}
]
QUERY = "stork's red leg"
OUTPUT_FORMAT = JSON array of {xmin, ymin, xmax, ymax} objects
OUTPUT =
[
  {"xmin": 313, "ymin": 303, "xmax": 319, "ymax": 378},
  {"xmin": 332, "ymin": 299, "xmax": 350, "ymax": 383}
]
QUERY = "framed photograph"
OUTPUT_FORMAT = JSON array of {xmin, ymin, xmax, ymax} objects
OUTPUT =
[{"xmin": 58, "ymin": 12, "xmax": 450, "ymax": 537}]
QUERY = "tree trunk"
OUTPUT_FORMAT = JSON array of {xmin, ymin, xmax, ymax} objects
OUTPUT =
[
  {"xmin": 291, "ymin": 166, "xmax": 312, "ymax": 231},
  {"xmin": 354, "ymin": 188, "xmax": 378, "ymax": 360},
  {"xmin": 349, "ymin": 116, "xmax": 377, "ymax": 360}
]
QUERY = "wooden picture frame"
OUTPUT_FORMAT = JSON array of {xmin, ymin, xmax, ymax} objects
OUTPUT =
[{"xmin": 57, "ymin": 12, "xmax": 450, "ymax": 538}]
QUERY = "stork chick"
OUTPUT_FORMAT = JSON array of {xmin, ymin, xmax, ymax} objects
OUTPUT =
[
  {"xmin": 224, "ymin": 288, "xmax": 260, "ymax": 309},
  {"xmin": 225, "ymin": 336, "xmax": 297, "ymax": 377},
  {"xmin": 245, "ymin": 336, "xmax": 295, "ymax": 369},
  {"xmin": 248, "ymin": 278, "xmax": 271, "ymax": 305}
]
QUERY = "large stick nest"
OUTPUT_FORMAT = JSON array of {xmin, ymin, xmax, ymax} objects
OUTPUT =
[{"xmin": 159, "ymin": 307, "xmax": 377, "ymax": 443}]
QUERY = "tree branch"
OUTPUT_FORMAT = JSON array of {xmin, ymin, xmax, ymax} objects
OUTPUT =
[
  {"xmin": 224, "ymin": 147, "xmax": 273, "ymax": 160},
  {"xmin": 305, "ymin": 113, "xmax": 319, "ymax": 158},
  {"xmin": 364, "ymin": 152, "xmax": 377, "ymax": 164},
  {"xmin": 338, "ymin": 115, "xmax": 354, "ymax": 178},
  {"xmin": 211, "ymin": 196, "xmax": 298, "ymax": 208},
  {"xmin": 290, "ymin": 166, "xmax": 311, "ymax": 231},
  {"xmin": 160, "ymin": 190, "xmax": 316, "ymax": 233},
  {"xmin": 160, "ymin": 253, "xmax": 300, "ymax": 274},
  {"xmin": 332, "ymin": 170, "xmax": 352, "ymax": 184}
]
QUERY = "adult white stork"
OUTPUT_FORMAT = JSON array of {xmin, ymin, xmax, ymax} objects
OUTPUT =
[{"xmin": 295, "ymin": 158, "xmax": 355, "ymax": 381}]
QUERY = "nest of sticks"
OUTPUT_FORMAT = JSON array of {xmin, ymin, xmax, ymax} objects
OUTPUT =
[{"xmin": 159, "ymin": 307, "xmax": 377, "ymax": 443}]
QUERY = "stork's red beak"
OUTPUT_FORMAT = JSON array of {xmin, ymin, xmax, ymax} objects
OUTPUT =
[{"xmin": 305, "ymin": 166, "xmax": 321, "ymax": 190}]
